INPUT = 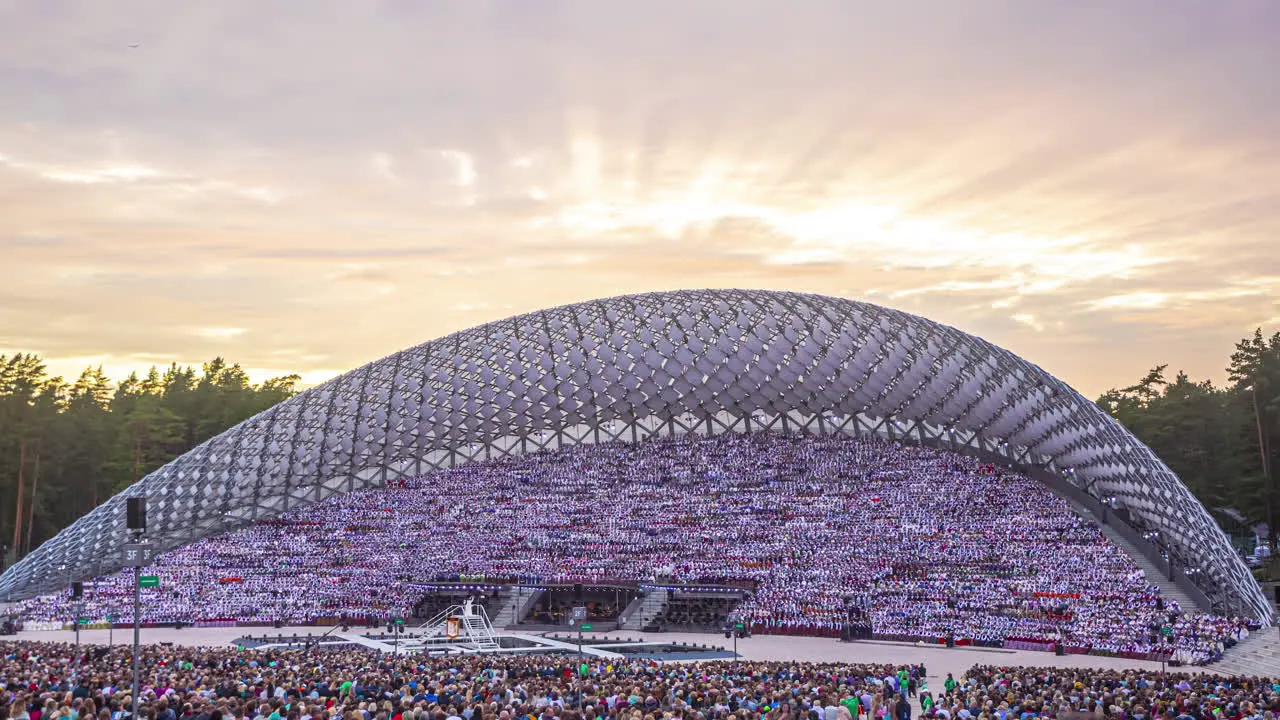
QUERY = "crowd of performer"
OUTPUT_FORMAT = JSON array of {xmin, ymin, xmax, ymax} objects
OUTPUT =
[{"xmin": 15, "ymin": 434, "xmax": 1258, "ymax": 664}]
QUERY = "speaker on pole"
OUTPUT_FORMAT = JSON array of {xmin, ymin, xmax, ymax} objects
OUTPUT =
[
  {"xmin": 71, "ymin": 581, "xmax": 84, "ymax": 599},
  {"xmin": 573, "ymin": 583, "xmax": 583, "ymax": 600},
  {"xmin": 126, "ymin": 497, "xmax": 147, "ymax": 532},
  {"xmin": 1273, "ymin": 585, "xmax": 1279, "ymax": 606}
]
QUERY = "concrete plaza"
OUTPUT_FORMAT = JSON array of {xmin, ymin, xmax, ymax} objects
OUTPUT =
[{"xmin": 16, "ymin": 623, "xmax": 1182, "ymax": 707}]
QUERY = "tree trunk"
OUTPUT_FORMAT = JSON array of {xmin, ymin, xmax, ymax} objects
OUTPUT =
[
  {"xmin": 11, "ymin": 439, "xmax": 26, "ymax": 555},
  {"xmin": 24, "ymin": 440, "xmax": 40, "ymax": 556},
  {"xmin": 134, "ymin": 435, "xmax": 143, "ymax": 483}
]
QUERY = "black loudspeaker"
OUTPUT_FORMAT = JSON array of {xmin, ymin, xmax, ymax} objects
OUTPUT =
[
  {"xmin": 126, "ymin": 497, "xmax": 147, "ymax": 531},
  {"xmin": 71, "ymin": 581, "xmax": 84, "ymax": 599},
  {"xmin": 945, "ymin": 636, "xmax": 955, "ymax": 648},
  {"xmin": 573, "ymin": 583, "xmax": 583, "ymax": 600},
  {"xmin": 1055, "ymin": 643, "xmax": 1066, "ymax": 656}
]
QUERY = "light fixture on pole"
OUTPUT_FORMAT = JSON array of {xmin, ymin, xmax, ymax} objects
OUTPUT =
[
  {"xmin": 70, "ymin": 581, "xmax": 84, "ymax": 684},
  {"xmin": 124, "ymin": 496, "xmax": 149, "ymax": 720}
]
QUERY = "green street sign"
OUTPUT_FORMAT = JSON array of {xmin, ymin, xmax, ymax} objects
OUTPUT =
[
  {"xmin": 139, "ymin": 575, "xmax": 160, "ymax": 588},
  {"xmin": 580, "ymin": 623, "xmax": 593, "ymax": 631},
  {"xmin": 734, "ymin": 622, "xmax": 746, "ymax": 629},
  {"xmin": 1160, "ymin": 627, "xmax": 1173, "ymax": 635},
  {"xmin": 77, "ymin": 618, "xmax": 89, "ymax": 625},
  {"xmin": 394, "ymin": 618, "xmax": 405, "ymax": 625}
]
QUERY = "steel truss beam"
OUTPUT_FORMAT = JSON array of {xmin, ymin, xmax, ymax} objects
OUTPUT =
[{"xmin": 0, "ymin": 289, "xmax": 1269, "ymax": 622}]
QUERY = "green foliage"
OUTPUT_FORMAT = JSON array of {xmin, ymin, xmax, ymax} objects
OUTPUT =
[
  {"xmin": 0, "ymin": 355, "xmax": 299, "ymax": 566},
  {"xmin": 1097, "ymin": 329, "xmax": 1280, "ymax": 555}
]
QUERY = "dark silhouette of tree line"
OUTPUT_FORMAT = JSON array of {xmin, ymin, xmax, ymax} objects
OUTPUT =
[
  {"xmin": 0, "ymin": 355, "xmax": 299, "ymax": 566},
  {"xmin": 1096, "ymin": 329, "xmax": 1279, "ymax": 561}
]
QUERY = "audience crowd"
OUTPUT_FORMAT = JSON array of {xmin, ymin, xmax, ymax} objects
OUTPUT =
[
  {"xmin": 16, "ymin": 434, "xmax": 1257, "ymax": 664},
  {"xmin": 949, "ymin": 665, "xmax": 1280, "ymax": 720},
  {"xmin": 4, "ymin": 641, "xmax": 1280, "ymax": 720},
  {"xmin": 1, "ymin": 641, "xmax": 924, "ymax": 720}
]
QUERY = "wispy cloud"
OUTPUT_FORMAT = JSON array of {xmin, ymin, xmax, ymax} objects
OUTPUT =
[{"xmin": 0, "ymin": 0, "xmax": 1277, "ymax": 398}]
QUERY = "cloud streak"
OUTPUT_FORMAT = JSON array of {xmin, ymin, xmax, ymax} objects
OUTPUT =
[{"xmin": 1, "ymin": 0, "xmax": 1278, "ymax": 398}]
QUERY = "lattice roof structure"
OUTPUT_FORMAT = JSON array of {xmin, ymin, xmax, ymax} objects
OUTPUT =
[{"xmin": 1, "ymin": 289, "xmax": 1270, "ymax": 620}]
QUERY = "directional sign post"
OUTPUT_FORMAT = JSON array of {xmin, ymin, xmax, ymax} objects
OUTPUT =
[
  {"xmin": 572, "ymin": 606, "xmax": 587, "ymax": 660},
  {"xmin": 122, "ymin": 543, "xmax": 155, "ymax": 567},
  {"xmin": 72, "ymin": 600, "xmax": 84, "ymax": 684},
  {"xmin": 731, "ymin": 622, "xmax": 747, "ymax": 657},
  {"xmin": 139, "ymin": 575, "xmax": 160, "ymax": 588},
  {"xmin": 580, "ymin": 623, "xmax": 593, "ymax": 631}
]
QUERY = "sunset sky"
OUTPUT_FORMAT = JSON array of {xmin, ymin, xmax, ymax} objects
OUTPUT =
[{"xmin": 1, "ymin": 1, "xmax": 1277, "ymax": 399}]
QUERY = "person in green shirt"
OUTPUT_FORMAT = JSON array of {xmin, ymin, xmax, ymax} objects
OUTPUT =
[
  {"xmin": 339, "ymin": 681, "xmax": 354, "ymax": 700},
  {"xmin": 944, "ymin": 674, "xmax": 957, "ymax": 697},
  {"xmin": 841, "ymin": 696, "xmax": 860, "ymax": 718},
  {"xmin": 921, "ymin": 692, "xmax": 935, "ymax": 713}
]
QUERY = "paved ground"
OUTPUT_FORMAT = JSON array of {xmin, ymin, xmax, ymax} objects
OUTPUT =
[{"xmin": 15, "ymin": 624, "xmax": 1183, "ymax": 706}]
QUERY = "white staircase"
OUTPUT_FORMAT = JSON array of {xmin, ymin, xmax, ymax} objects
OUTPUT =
[
  {"xmin": 484, "ymin": 594, "xmax": 518, "ymax": 628},
  {"xmin": 1206, "ymin": 626, "xmax": 1280, "ymax": 677},
  {"xmin": 417, "ymin": 600, "xmax": 499, "ymax": 650},
  {"xmin": 461, "ymin": 612, "xmax": 498, "ymax": 648},
  {"xmin": 1094, "ymin": 523, "xmax": 1200, "ymax": 612},
  {"xmin": 617, "ymin": 594, "xmax": 645, "ymax": 628},
  {"xmin": 622, "ymin": 590, "xmax": 669, "ymax": 631},
  {"xmin": 491, "ymin": 588, "xmax": 542, "ymax": 628}
]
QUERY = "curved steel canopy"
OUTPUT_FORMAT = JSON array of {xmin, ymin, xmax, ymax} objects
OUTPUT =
[{"xmin": 1, "ymin": 289, "xmax": 1270, "ymax": 621}]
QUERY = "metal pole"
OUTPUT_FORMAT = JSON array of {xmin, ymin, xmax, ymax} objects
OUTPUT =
[
  {"xmin": 73, "ymin": 602, "xmax": 81, "ymax": 685},
  {"xmin": 132, "ymin": 562, "xmax": 141, "ymax": 719},
  {"xmin": 1250, "ymin": 387, "xmax": 1274, "ymax": 549}
]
